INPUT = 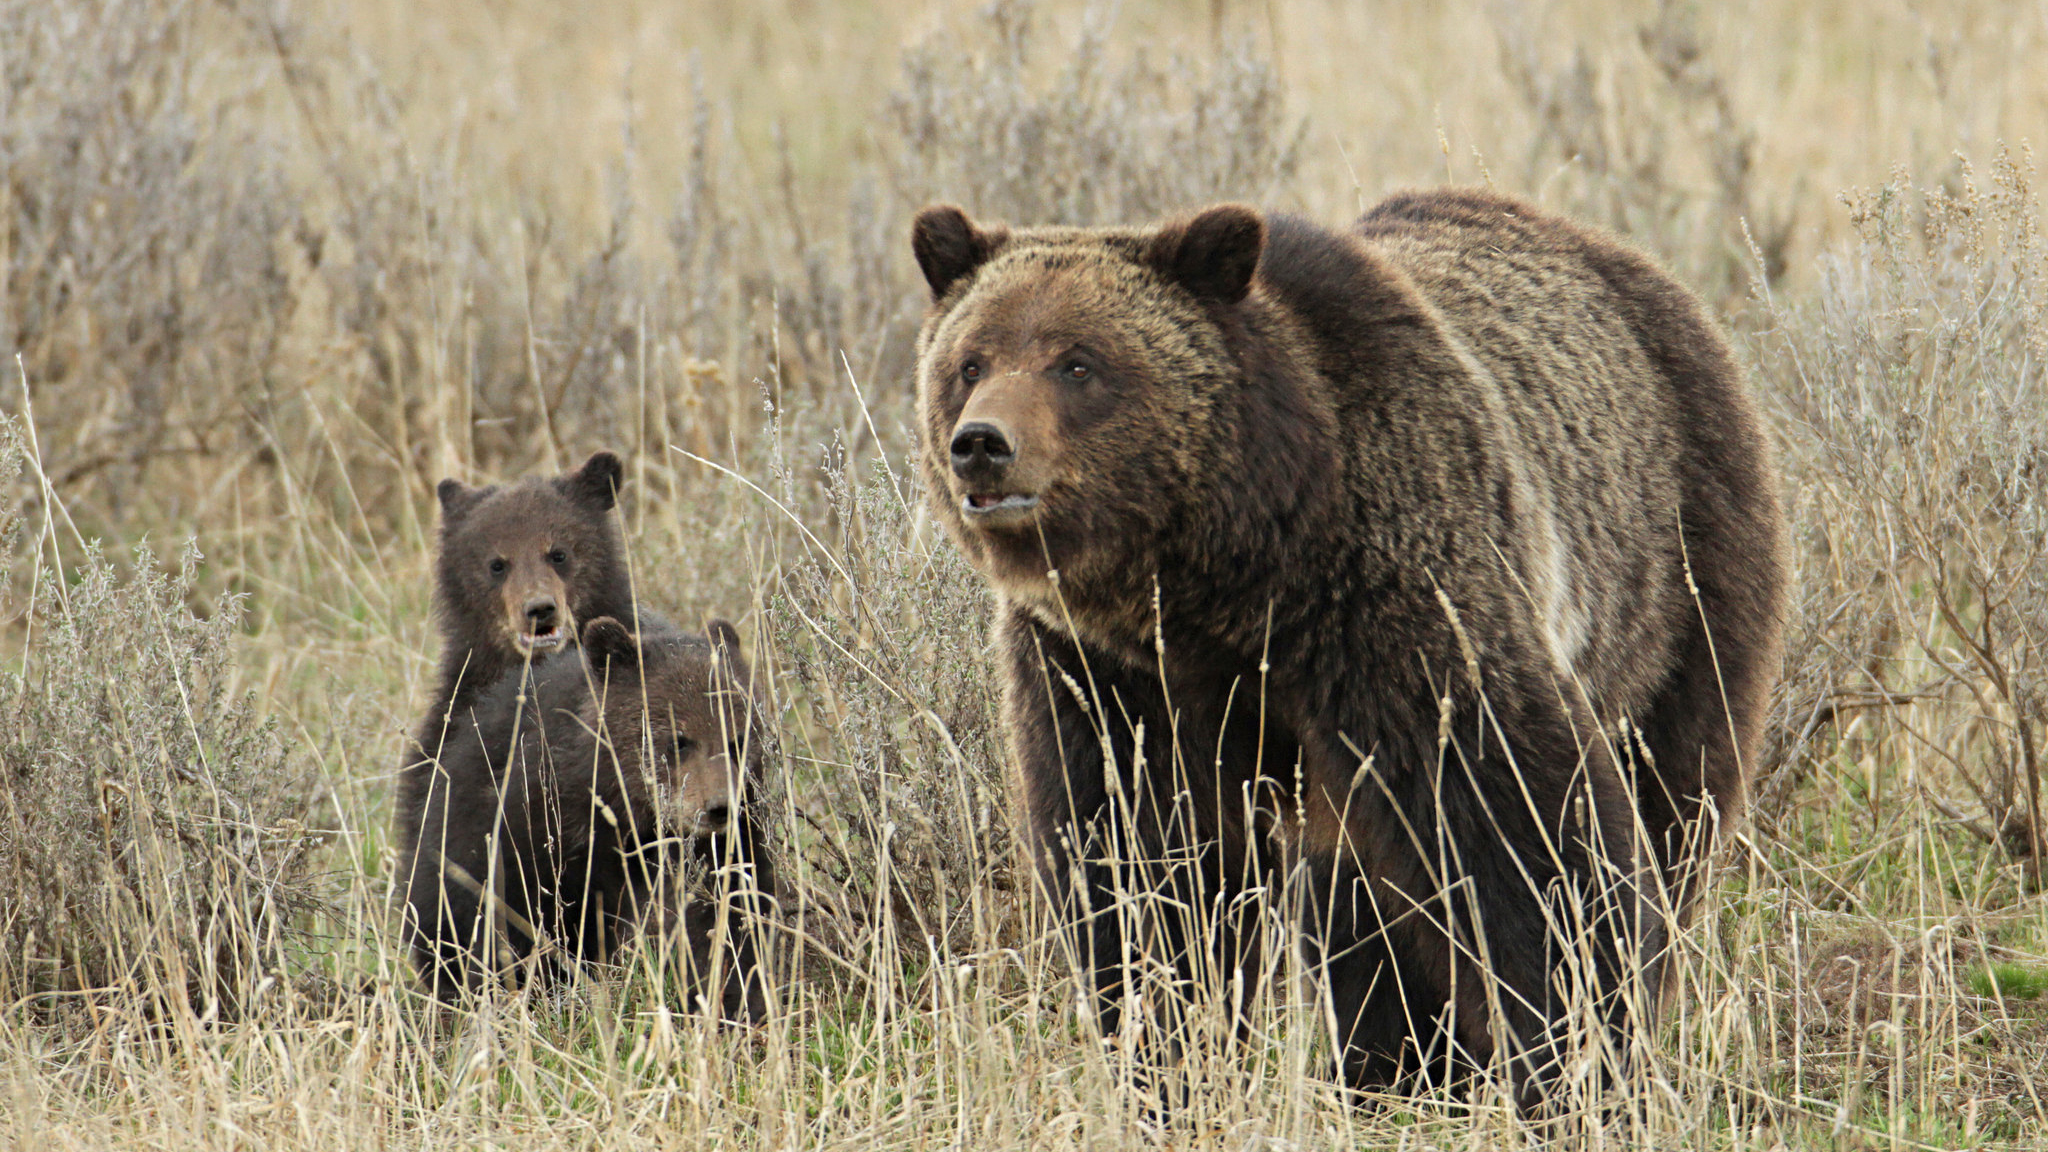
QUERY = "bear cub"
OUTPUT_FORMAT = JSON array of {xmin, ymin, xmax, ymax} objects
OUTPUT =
[
  {"xmin": 398, "ymin": 615, "xmax": 776, "ymax": 1017},
  {"xmin": 415, "ymin": 450, "xmax": 638, "ymax": 741},
  {"xmin": 396, "ymin": 452, "xmax": 644, "ymax": 907}
]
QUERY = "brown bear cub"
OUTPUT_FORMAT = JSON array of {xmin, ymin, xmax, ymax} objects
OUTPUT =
[
  {"xmin": 396, "ymin": 452, "xmax": 641, "ymax": 903},
  {"xmin": 911, "ymin": 188, "xmax": 1786, "ymax": 1102},
  {"xmin": 397, "ymin": 615, "xmax": 776, "ymax": 1017},
  {"xmin": 416, "ymin": 450, "xmax": 637, "ymax": 739}
]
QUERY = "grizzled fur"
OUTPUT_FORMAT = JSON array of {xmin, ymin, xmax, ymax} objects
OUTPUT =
[
  {"xmin": 910, "ymin": 188, "xmax": 1785, "ymax": 1099},
  {"xmin": 398, "ymin": 615, "xmax": 776, "ymax": 1017}
]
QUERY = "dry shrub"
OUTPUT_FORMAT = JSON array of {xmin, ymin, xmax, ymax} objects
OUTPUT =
[
  {"xmin": 888, "ymin": 0, "xmax": 1302, "ymax": 225},
  {"xmin": 0, "ymin": 418, "xmax": 322, "ymax": 1012},
  {"xmin": 1489, "ymin": 0, "xmax": 1796, "ymax": 300},
  {"xmin": 764, "ymin": 447, "xmax": 1012, "ymax": 957},
  {"xmin": 0, "ymin": 0, "xmax": 308, "ymax": 510},
  {"xmin": 0, "ymin": 0, "xmax": 1302, "ymax": 561},
  {"xmin": 1754, "ymin": 146, "xmax": 2048, "ymax": 877}
]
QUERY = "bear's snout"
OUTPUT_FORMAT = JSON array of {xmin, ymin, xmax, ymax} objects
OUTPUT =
[
  {"xmin": 946, "ymin": 363, "xmax": 1062, "ymax": 529},
  {"xmin": 950, "ymin": 417, "xmax": 1045, "ymax": 524},
  {"xmin": 674, "ymin": 750, "xmax": 739, "ymax": 837},
  {"xmin": 506, "ymin": 575, "xmax": 572, "ymax": 655},
  {"xmin": 522, "ymin": 595, "xmax": 564, "ymax": 648},
  {"xmin": 950, "ymin": 420, "xmax": 1015, "ymax": 479}
]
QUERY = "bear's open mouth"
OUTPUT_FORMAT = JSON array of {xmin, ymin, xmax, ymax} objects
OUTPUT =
[
  {"xmin": 962, "ymin": 492, "xmax": 1040, "ymax": 518},
  {"xmin": 516, "ymin": 624, "xmax": 565, "ymax": 654}
]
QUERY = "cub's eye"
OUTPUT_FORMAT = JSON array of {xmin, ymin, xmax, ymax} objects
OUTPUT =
[
  {"xmin": 960, "ymin": 358, "xmax": 984, "ymax": 384},
  {"xmin": 671, "ymin": 736, "xmax": 697, "ymax": 759},
  {"xmin": 1062, "ymin": 360, "xmax": 1091, "ymax": 382},
  {"xmin": 546, "ymin": 548, "xmax": 568, "ymax": 566},
  {"xmin": 488, "ymin": 558, "xmax": 508, "ymax": 577}
]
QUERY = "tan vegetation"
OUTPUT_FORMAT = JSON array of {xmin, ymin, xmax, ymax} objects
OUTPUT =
[{"xmin": 0, "ymin": 0, "xmax": 2044, "ymax": 1147}]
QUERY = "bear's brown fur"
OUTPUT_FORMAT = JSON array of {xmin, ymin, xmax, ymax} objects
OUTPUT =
[
  {"xmin": 422, "ymin": 451, "xmax": 636, "ymax": 725},
  {"xmin": 911, "ymin": 188, "xmax": 1785, "ymax": 1099},
  {"xmin": 397, "ymin": 615, "xmax": 776, "ymax": 1017}
]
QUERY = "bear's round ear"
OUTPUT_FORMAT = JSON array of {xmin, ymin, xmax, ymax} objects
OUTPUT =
[
  {"xmin": 706, "ymin": 617, "xmax": 757, "ymax": 694},
  {"xmin": 912, "ymin": 205, "xmax": 1007, "ymax": 300},
  {"xmin": 563, "ymin": 451, "xmax": 625, "ymax": 511},
  {"xmin": 437, "ymin": 477, "xmax": 481, "ymax": 521},
  {"xmin": 581, "ymin": 616, "xmax": 641, "ymax": 672},
  {"xmin": 706, "ymin": 618, "xmax": 744, "ymax": 659},
  {"xmin": 1145, "ymin": 204, "xmax": 1264, "ymax": 305}
]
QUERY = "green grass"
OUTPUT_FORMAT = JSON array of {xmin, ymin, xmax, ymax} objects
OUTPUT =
[{"xmin": 1972, "ymin": 963, "xmax": 2048, "ymax": 1003}]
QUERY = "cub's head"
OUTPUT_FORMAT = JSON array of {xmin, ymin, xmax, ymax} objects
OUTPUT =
[
  {"xmin": 435, "ymin": 451, "xmax": 629, "ymax": 666},
  {"xmin": 909, "ymin": 204, "xmax": 1265, "ymax": 604},
  {"xmin": 579, "ymin": 616, "xmax": 767, "ymax": 840}
]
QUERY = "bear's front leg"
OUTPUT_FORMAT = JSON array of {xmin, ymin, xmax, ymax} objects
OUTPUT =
[
  {"xmin": 1307, "ymin": 691, "xmax": 1657, "ymax": 1109},
  {"xmin": 1002, "ymin": 608, "xmax": 1230, "ymax": 1058}
]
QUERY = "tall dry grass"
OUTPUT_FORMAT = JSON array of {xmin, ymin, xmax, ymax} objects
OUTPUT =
[{"xmin": 1, "ymin": 0, "xmax": 2045, "ymax": 1147}]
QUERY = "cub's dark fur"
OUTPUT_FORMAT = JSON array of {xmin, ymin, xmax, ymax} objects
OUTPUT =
[
  {"xmin": 396, "ymin": 453, "xmax": 641, "ymax": 897},
  {"xmin": 398, "ymin": 615, "xmax": 776, "ymax": 1017},
  {"xmin": 910, "ymin": 188, "xmax": 1785, "ymax": 1099}
]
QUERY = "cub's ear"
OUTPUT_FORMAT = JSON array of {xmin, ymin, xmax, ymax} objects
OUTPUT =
[
  {"xmin": 912, "ymin": 205, "xmax": 1007, "ymax": 300},
  {"xmin": 562, "ymin": 450, "xmax": 625, "ymax": 511},
  {"xmin": 706, "ymin": 617, "xmax": 758, "ymax": 695},
  {"xmin": 1146, "ymin": 203, "xmax": 1264, "ymax": 305},
  {"xmin": 581, "ymin": 616, "xmax": 642, "ymax": 673},
  {"xmin": 436, "ymin": 477, "xmax": 482, "ymax": 522},
  {"xmin": 706, "ymin": 618, "xmax": 744, "ymax": 660}
]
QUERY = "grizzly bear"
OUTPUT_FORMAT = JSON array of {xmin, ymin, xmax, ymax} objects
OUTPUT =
[
  {"xmin": 397, "ymin": 615, "xmax": 776, "ymax": 1017},
  {"xmin": 910, "ymin": 188, "xmax": 1785, "ymax": 1101}
]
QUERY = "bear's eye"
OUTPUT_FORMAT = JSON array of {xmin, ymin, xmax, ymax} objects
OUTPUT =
[
  {"xmin": 1062, "ymin": 360, "xmax": 1091, "ymax": 382},
  {"xmin": 671, "ymin": 735, "xmax": 697, "ymax": 760},
  {"xmin": 546, "ymin": 548, "xmax": 568, "ymax": 566},
  {"xmin": 960, "ymin": 358, "xmax": 984, "ymax": 384},
  {"xmin": 488, "ymin": 557, "xmax": 508, "ymax": 577}
]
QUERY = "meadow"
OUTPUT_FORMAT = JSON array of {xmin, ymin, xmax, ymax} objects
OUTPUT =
[{"xmin": 0, "ymin": 0, "xmax": 2045, "ymax": 1146}]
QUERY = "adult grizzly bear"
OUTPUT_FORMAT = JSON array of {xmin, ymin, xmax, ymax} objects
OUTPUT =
[
  {"xmin": 909, "ymin": 188, "xmax": 1785, "ymax": 1099},
  {"xmin": 399, "ymin": 615, "xmax": 776, "ymax": 1017}
]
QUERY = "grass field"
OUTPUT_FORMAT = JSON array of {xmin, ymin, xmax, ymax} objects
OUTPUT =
[{"xmin": 1, "ymin": 0, "xmax": 2046, "ymax": 1147}]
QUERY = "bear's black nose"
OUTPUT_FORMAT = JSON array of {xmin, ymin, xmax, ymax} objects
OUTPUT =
[
  {"xmin": 950, "ymin": 420, "xmax": 1015, "ymax": 480},
  {"xmin": 525, "ymin": 598, "xmax": 557, "ymax": 627},
  {"xmin": 699, "ymin": 802, "xmax": 730, "ymax": 832}
]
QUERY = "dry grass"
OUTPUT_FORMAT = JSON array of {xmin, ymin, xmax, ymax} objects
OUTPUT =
[{"xmin": 1, "ymin": 0, "xmax": 2046, "ymax": 1147}]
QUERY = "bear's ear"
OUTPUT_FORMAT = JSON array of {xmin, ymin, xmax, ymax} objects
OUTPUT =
[
  {"xmin": 562, "ymin": 451, "xmax": 625, "ymax": 512},
  {"xmin": 581, "ymin": 616, "xmax": 641, "ymax": 673},
  {"xmin": 1145, "ymin": 203, "xmax": 1264, "ymax": 305},
  {"xmin": 706, "ymin": 617, "xmax": 758, "ymax": 695},
  {"xmin": 912, "ymin": 205, "xmax": 1006, "ymax": 300},
  {"xmin": 437, "ymin": 478, "xmax": 482, "ymax": 522}
]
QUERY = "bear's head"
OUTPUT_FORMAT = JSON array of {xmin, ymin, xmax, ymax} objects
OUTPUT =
[
  {"xmin": 578, "ymin": 616, "xmax": 766, "ymax": 840},
  {"xmin": 435, "ymin": 451, "xmax": 629, "ymax": 664},
  {"xmin": 909, "ymin": 204, "xmax": 1269, "ymax": 625}
]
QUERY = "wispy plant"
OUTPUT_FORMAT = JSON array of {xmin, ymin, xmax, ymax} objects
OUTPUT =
[{"xmin": 0, "ymin": 416, "xmax": 323, "ymax": 1015}]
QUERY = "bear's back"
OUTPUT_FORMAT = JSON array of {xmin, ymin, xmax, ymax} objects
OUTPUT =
[{"xmin": 1262, "ymin": 192, "xmax": 1695, "ymax": 710}]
